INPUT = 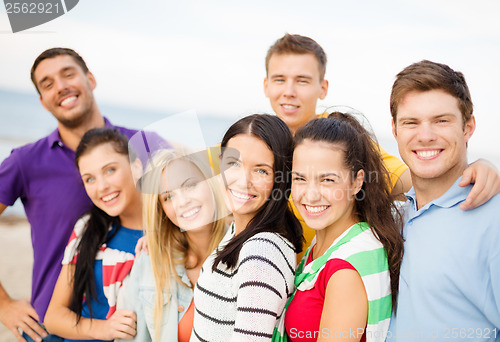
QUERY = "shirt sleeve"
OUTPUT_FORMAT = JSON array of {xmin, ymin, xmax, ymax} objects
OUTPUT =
[
  {"xmin": 232, "ymin": 234, "xmax": 296, "ymax": 342},
  {"xmin": 0, "ymin": 149, "xmax": 25, "ymax": 206},
  {"xmin": 119, "ymin": 253, "xmax": 153, "ymax": 342},
  {"xmin": 379, "ymin": 145, "xmax": 409, "ymax": 190}
]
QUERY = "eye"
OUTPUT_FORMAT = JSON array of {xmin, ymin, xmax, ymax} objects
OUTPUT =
[
  {"xmin": 184, "ymin": 181, "xmax": 199, "ymax": 190},
  {"xmin": 256, "ymin": 168, "xmax": 269, "ymax": 175},
  {"xmin": 161, "ymin": 192, "xmax": 173, "ymax": 201},
  {"xmin": 106, "ymin": 167, "xmax": 116, "ymax": 174},
  {"xmin": 292, "ymin": 176, "xmax": 305, "ymax": 182},
  {"xmin": 437, "ymin": 119, "xmax": 449, "ymax": 124},
  {"xmin": 402, "ymin": 120, "xmax": 417, "ymax": 126},
  {"xmin": 274, "ymin": 78, "xmax": 285, "ymax": 83},
  {"xmin": 83, "ymin": 176, "xmax": 95, "ymax": 184},
  {"xmin": 41, "ymin": 82, "xmax": 53, "ymax": 90},
  {"xmin": 321, "ymin": 178, "xmax": 336, "ymax": 184},
  {"xmin": 297, "ymin": 79, "xmax": 309, "ymax": 85},
  {"xmin": 64, "ymin": 71, "xmax": 75, "ymax": 78}
]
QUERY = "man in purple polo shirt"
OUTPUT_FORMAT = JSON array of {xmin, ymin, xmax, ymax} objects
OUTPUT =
[{"xmin": 0, "ymin": 48, "xmax": 141, "ymax": 342}]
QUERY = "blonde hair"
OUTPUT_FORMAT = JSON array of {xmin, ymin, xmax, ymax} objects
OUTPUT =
[{"xmin": 141, "ymin": 148, "xmax": 227, "ymax": 340}]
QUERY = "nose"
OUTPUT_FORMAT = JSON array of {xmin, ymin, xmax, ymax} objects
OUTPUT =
[
  {"xmin": 173, "ymin": 189, "xmax": 192, "ymax": 209},
  {"xmin": 304, "ymin": 182, "xmax": 322, "ymax": 203},
  {"xmin": 283, "ymin": 80, "xmax": 296, "ymax": 98},
  {"xmin": 54, "ymin": 76, "xmax": 69, "ymax": 93},
  {"xmin": 96, "ymin": 176, "xmax": 109, "ymax": 192},
  {"xmin": 416, "ymin": 122, "xmax": 437, "ymax": 142}
]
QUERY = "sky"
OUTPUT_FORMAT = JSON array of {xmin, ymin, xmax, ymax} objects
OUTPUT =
[{"xmin": 1, "ymin": 0, "xmax": 500, "ymax": 165}]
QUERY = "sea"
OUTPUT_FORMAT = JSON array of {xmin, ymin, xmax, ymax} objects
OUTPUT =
[
  {"xmin": 0, "ymin": 88, "xmax": 235, "ymax": 217},
  {"xmin": 1, "ymin": 88, "xmax": 499, "ymax": 217}
]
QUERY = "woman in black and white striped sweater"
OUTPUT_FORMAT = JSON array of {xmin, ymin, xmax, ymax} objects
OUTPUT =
[{"xmin": 191, "ymin": 114, "xmax": 303, "ymax": 342}]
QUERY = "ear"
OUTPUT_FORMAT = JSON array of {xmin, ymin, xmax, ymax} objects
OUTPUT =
[
  {"xmin": 263, "ymin": 77, "xmax": 270, "ymax": 98},
  {"xmin": 131, "ymin": 158, "xmax": 143, "ymax": 185},
  {"xmin": 354, "ymin": 169, "xmax": 365, "ymax": 195},
  {"xmin": 392, "ymin": 119, "xmax": 397, "ymax": 138},
  {"xmin": 463, "ymin": 114, "xmax": 476, "ymax": 143},
  {"xmin": 86, "ymin": 71, "xmax": 97, "ymax": 91},
  {"xmin": 319, "ymin": 79, "xmax": 329, "ymax": 100}
]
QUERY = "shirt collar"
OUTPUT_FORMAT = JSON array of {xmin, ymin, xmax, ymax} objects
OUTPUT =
[
  {"xmin": 48, "ymin": 117, "xmax": 113, "ymax": 148},
  {"xmin": 405, "ymin": 177, "xmax": 472, "ymax": 213}
]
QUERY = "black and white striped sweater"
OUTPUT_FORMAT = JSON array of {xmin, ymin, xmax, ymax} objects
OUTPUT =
[{"xmin": 191, "ymin": 227, "xmax": 296, "ymax": 342}]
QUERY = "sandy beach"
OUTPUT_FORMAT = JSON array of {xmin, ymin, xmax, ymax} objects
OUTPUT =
[{"xmin": 0, "ymin": 215, "xmax": 33, "ymax": 342}]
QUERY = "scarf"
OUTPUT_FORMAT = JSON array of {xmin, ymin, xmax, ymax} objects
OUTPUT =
[
  {"xmin": 273, "ymin": 222, "xmax": 391, "ymax": 342},
  {"xmin": 62, "ymin": 215, "xmax": 136, "ymax": 318}
]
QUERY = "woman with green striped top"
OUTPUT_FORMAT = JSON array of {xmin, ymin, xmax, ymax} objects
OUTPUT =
[{"xmin": 273, "ymin": 112, "xmax": 404, "ymax": 342}]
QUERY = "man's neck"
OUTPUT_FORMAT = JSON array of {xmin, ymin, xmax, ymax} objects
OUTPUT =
[
  {"xmin": 290, "ymin": 112, "xmax": 317, "ymax": 136},
  {"xmin": 412, "ymin": 162, "xmax": 468, "ymax": 209},
  {"xmin": 58, "ymin": 112, "xmax": 105, "ymax": 151}
]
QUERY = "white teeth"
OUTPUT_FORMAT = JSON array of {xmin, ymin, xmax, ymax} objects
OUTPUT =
[
  {"xmin": 416, "ymin": 150, "xmax": 440, "ymax": 158},
  {"xmin": 230, "ymin": 190, "xmax": 252, "ymax": 200},
  {"xmin": 305, "ymin": 205, "xmax": 328, "ymax": 213},
  {"xmin": 182, "ymin": 207, "xmax": 200, "ymax": 218},
  {"xmin": 60, "ymin": 96, "xmax": 77, "ymax": 107},
  {"xmin": 282, "ymin": 104, "xmax": 298, "ymax": 109},
  {"xmin": 102, "ymin": 192, "xmax": 119, "ymax": 202}
]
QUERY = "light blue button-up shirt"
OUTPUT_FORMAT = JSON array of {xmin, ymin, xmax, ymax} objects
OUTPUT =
[
  {"xmin": 388, "ymin": 178, "xmax": 500, "ymax": 342},
  {"xmin": 119, "ymin": 252, "xmax": 194, "ymax": 342}
]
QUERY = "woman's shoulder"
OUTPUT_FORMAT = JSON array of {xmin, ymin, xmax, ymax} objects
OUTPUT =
[
  {"xmin": 239, "ymin": 232, "xmax": 296, "ymax": 269},
  {"xmin": 244, "ymin": 232, "xmax": 295, "ymax": 252}
]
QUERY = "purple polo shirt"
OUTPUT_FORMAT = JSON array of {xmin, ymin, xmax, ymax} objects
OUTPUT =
[{"xmin": 0, "ymin": 118, "xmax": 142, "ymax": 322}]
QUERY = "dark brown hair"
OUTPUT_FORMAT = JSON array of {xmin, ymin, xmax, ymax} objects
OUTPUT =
[
  {"xmin": 31, "ymin": 48, "xmax": 89, "ymax": 94},
  {"xmin": 390, "ymin": 60, "xmax": 473, "ymax": 127},
  {"xmin": 265, "ymin": 33, "xmax": 327, "ymax": 81},
  {"xmin": 71, "ymin": 128, "xmax": 133, "ymax": 321},
  {"xmin": 294, "ymin": 112, "xmax": 404, "ymax": 310},
  {"xmin": 213, "ymin": 114, "xmax": 303, "ymax": 270}
]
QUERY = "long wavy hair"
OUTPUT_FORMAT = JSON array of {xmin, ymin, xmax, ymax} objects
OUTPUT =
[
  {"xmin": 294, "ymin": 112, "xmax": 404, "ymax": 310},
  {"xmin": 71, "ymin": 128, "xmax": 136, "ymax": 321},
  {"xmin": 140, "ymin": 148, "xmax": 227, "ymax": 338},
  {"xmin": 213, "ymin": 114, "xmax": 303, "ymax": 271}
]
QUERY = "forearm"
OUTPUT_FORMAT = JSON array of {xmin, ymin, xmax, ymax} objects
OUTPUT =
[{"xmin": 44, "ymin": 304, "xmax": 106, "ymax": 340}]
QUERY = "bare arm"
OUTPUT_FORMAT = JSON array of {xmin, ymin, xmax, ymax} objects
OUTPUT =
[
  {"xmin": 317, "ymin": 269, "xmax": 368, "ymax": 342},
  {"xmin": 44, "ymin": 264, "xmax": 137, "ymax": 340},
  {"xmin": 459, "ymin": 159, "xmax": 500, "ymax": 210},
  {"xmin": 390, "ymin": 169, "xmax": 412, "ymax": 199},
  {"xmin": 0, "ymin": 202, "xmax": 49, "ymax": 342}
]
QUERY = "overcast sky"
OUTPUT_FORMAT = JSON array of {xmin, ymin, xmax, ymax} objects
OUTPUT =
[{"xmin": 1, "ymin": 0, "xmax": 499, "ymax": 165}]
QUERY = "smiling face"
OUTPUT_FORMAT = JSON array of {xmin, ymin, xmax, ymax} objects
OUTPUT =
[
  {"xmin": 393, "ymin": 89, "xmax": 475, "ymax": 188},
  {"xmin": 291, "ymin": 140, "xmax": 363, "ymax": 233},
  {"xmin": 159, "ymin": 159, "xmax": 216, "ymax": 232},
  {"xmin": 78, "ymin": 143, "xmax": 142, "ymax": 219},
  {"xmin": 264, "ymin": 53, "xmax": 328, "ymax": 134},
  {"xmin": 220, "ymin": 134, "xmax": 275, "ymax": 224},
  {"xmin": 33, "ymin": 55, "xmax": 98, "ymax": 129}
]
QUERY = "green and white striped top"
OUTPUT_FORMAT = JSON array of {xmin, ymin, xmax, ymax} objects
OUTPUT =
[{"xmin": 273, "ymin": 222, "xmax": 391, "ymax": 342}]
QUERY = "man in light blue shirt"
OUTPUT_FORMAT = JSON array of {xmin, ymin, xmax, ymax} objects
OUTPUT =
[{"xmin": 387, "ymin": 60, "xmax": 500, "ymax": 341}]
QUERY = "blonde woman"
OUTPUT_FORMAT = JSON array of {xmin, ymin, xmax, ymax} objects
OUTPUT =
[{"xmin": 120, "ymin": 148, "xmax": 228, "ymax": 342}]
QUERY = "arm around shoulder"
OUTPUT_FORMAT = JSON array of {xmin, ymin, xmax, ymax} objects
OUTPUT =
[{"xmin": 459, "ymin": 159, "xmax": 500, "ymax": 210}]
